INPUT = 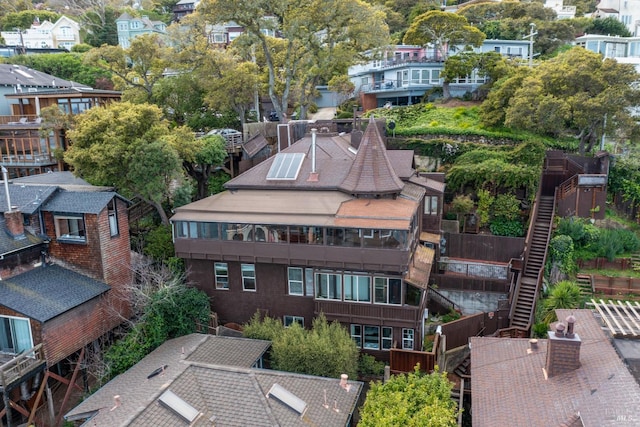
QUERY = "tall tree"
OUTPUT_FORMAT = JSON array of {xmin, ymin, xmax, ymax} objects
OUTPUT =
[
  {"xmin": 0, "ymin": 10, "xmax": 61, "ymax": 30},
  {"xmin": 199, "ymin": 0, "xmax": 389, "ymax": 121},
  {"xmin": 403, "ymin": 10, "xmax": 485, "ymax": 62},
  {"xmin": 84, "ymin": 34, "xmax": 170, "ymax": 102},
  {"xmin": 483, "ymin": 47, "xmax": 640, "ymax": 154},
  {"xmin": 359, "ymin": 366, "xmax": 459, "ymax": 427},
  {"xmin": 64, "ymin": 102, "xmax": 184, "ymax": 224},
  {"xmin": 6, "ymin": 53, "xmax": 112, "ymax": 87},
  {"xmin": 441, "ymin": 51, "xmax": 511, "ymax": 100}
]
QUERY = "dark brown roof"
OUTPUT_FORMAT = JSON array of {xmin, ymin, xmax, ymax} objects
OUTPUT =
[
  {"xmin": 471, "ymin": 309, "xmax": 640, "ymax": 426},
  {"xmin": 242, "ymin": 133, "xmax": 269, "ymax": 158},
  {"xmin": 339, "ymin": 117, "xmax": 404, "ymax": 196}
]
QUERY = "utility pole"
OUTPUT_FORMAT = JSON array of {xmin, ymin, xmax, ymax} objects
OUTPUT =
[
  {"xmin": 13, "ymin": 28, "xmax": 26, "ymax": 55},
  {"xmin": 523, "ymin": 23, "xmax": 537, "ymax": 67}
]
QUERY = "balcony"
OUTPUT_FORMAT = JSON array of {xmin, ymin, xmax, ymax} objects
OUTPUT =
[
  {"xmin": 2, "ymin": 153, "xmax": 54, "ymax": 165},
  {"xmin": 0, "ymin": 344, "xmax": 46, "ymax": 390},
  {"xmin": 315, "ymin": 300, "xmax": 419, "ymax": 325}
]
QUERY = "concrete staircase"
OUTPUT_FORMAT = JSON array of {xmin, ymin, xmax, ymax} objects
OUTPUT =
[{"xmin": 509, "ymin": 196, "xmax": 555, "ymax": 329}]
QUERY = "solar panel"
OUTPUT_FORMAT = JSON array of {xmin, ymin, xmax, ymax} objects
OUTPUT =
[{"xmin": 266, "ymin": 152, "xmax": 305, "ymax": 180}]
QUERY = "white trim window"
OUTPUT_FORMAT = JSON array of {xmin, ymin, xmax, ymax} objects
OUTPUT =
[
  {"xmin": 382, "ymin": 327, "xmax": 393, "ymax": 350},
  {"xmin": 0, "ymin": 316, "xmax": 33, "ymax": 354},
  {"xmin": 108, "ymin": 199, "xmax": 119, "ymax": 237},
  {"xmin": 350, "ymin": 325, "xmax": 362, "ymax": 348},
  {"xmin": 315, "ymin": 272, "xmax": 341, "ymax": 300},
  {"xmin": 241, "ymin": 264, "xmax": 256, "ymax": 291},
  {"xmin": 374, "ymin": 277, "xmax": 402, "ymax": 305},
  {"xmin": 283, "ymin": 315, "xmax": 304, "ymax": 327},
  {"xmin": 214, "ymin": 262, "xmax": 229, "ymax": 290},
  {"xmin": 54, "ymin": 214, "xmax": 86, "ymax": 243},
  {"xmin": 344, "ymin": 274, "xmax": 371, "ymax": 302},
  {"xmin": 363, "ymin": 326, "xmax": 380, "ymax": 350},
  {"xmin": 402, "ymin": 328, "xmax": 414, "ymax": 350},
  {"xmin": 424, "ymin": 195, "xmax": 438, "ymax": 215},
  {"xmin": 288, "ymin": 267, "xmax": 304, "ymax": 295}
]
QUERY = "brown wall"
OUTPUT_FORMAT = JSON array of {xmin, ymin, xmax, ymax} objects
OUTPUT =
[{"xmin": 444, "ymin": 233, "xmax": 524, "ymax": 262}]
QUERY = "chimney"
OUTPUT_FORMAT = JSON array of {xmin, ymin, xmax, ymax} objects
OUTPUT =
[
  {"xmin": 544, "ymin": 316, "xmax": 581, "ymax": 378},
  {"xmin": 307, "ymin": 128, "xmax": 319, "ymax": 182},
  {"xmin": 4, "ymin": 210, "xmax": 24, "ymax": 237}
]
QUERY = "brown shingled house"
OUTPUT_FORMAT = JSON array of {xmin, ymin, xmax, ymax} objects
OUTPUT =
[{"xmin": 171, "ymin": 118, "xmax": 444, "ymax": 357}]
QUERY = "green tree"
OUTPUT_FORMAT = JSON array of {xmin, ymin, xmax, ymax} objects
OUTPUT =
[
  {"xmin": 541, "ymin": 281, "xmax": 582, "ymax": 324},
  {"xmin": 441, "ymin": 51, "xmax": 510, "ymax": 100},
  {"xmin": 359, "ymin": 366, "xmax": 459, "ymax": 427},
  {"xmin": 403, "ymin": 10, "xmax": 485, "ymax": 62},
  {"xmin": 243, "ymin": 312, "xmax": 359, "ymax": 379},
  {"xmin": 64, "ymin": 102, "xmax": 184, "ymax": 224},
  {"xmin": 152, "ymin": 73, "xmax": 207, "ymax": 127},
  {"xmin": 482, "ymin": 47, "xmax": 640, "ymax": 154},
  {"xmin": 585, "ymin": 16, "xmax": 632, "ymax": 37},
  {"xmin": 84, "ymin": 34, "xmax": 170, "ymax": 101},
  {"xmin": 0, "ymin": 10, "xmax": 60, "ymax": 30},
  {"xmin": 200, "ymin": 0, "xmax": 389, "ymax": 122},
  {"xmin": 5, "ymin": 52, "xmax": 112, "ymax": 87}
]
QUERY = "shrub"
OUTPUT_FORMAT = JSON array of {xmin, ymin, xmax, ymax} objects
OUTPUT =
[
  {"xmin": 243, "ymin": 311, "xmax": 284, "ymax": 341},
  {"xmin": 450, "ymin": 194, "xmax": 474, "ymax": 218},
  {"xmin": 489, "ymin": 218, "xmax": 524, "ymax": 237},
  {"xmin": 492, "ymin": 193, "xmax": 521, "ymax": 221},
  {"xmin": 549, "ymin": 234, "xmax": 576, "ymax": 275},
  {"xmin": 358, "ymin": 354, "xmax": 385, "ymax": 377},
  {"xmin": 476, "ymin": 189, "xmax": 494, "ymax": 227},
  {"xmin": 596, "ymin": 228, "xmax": 625, "ymax": 261},
  {"xmin": 541, "ymin": 281, "xmax": 582, "ymax": 324}
]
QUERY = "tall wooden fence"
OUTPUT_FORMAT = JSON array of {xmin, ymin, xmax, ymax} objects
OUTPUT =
[{"xmin": 444, "ymin": 233, "xmax": 524, "ymax": 263}]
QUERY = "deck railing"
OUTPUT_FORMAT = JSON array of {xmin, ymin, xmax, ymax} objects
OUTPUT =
[{"xmin": 0, "ymin": 344, "xmax": 46, "ymax": 389}]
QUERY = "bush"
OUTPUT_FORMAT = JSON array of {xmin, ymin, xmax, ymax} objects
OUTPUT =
[
  {"xmin": 596, "ymin": 228, "xmax": 625, "ymax": 261},
  {"xmin": 549, "ymin": 235, "xmax": 576, "ymax": 275},
  {"xmin": 541, "ymin": 281, "xmax": 582, "ymax": 324},
  {"xmin": 492, "ymin": 193, "xmax": 521, "ymax": 221},
  {"xmin": 476, "ymin": 189, "xmax": 494, "ymax": 227},
  {"xmin": 489, "ymin": 218, "xmax": 524, "ymax": 237},
  {"xmin": 358, "ymin": 354, "xmax": 385, "ymax": 377}
]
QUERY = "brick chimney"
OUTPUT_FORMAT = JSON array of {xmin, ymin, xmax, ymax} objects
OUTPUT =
[
  {"xmin": 544, "ymin": 315, "xmax": 581, "ymax": 378},
  {"xmin": 4, "ymin": 209, "xmax": 24, "ymax": 237}
]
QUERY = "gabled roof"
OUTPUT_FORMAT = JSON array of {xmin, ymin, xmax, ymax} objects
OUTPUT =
[
  {"xmin": 65, "ymin": 334, "xmax": 362, "ymax": 427},
  {"xmin": 339, "ymin": 117, "xmax": 404, "ymax": 196},
  {"xmin": 0, "ymin": 264, "xmax": 110, "ymax": 322},
  {"xmin": 0, "ymin": 185, "xmax": 58, "ymax": 215},
  {"xmin": 471, "ymin": 309, "xmax": 640, "ymax": 426},
  {"xmin": 42, "ymin": 190, "xmax": 130, "ymax": 214},
  {"xmin": 0, "ymin": 64, "xmax": 84, "ymax": 89}
]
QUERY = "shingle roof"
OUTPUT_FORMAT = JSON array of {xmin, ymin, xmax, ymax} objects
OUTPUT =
[
  {"xmin": 42, "ymin": 190, "xmax": 129, "ymax": 214},
  {"xmin": 0, "ymin": 185, "xmax": 58, "ymax": 215},
  {"xmin": 0, "ymin": 264, "xmax": 110, "ymax": 322},
  {"xmin": 471, "ymin": 309, "xmax": 640, "ymax": 427},
  {"xmin": 0, "ymin": 64, "xmax": 85, "ymax": 89},
  {"xmin": 10, "ymin": 172, "xmax": 91, "ymax": 187},
  {"xmin": 0, "ymin": 221, "xmax": 44, "ymax": 255},
  {"xmin": 66, "ymin": 334, "xmax": 362, "ymax": 427},
  {"xmin": 339, "ymin": 117, "xmax": 404, "ymax": 196},
  {"xmin": 186, "ymin": 335, "xmax": 270, "ymax": 366}
]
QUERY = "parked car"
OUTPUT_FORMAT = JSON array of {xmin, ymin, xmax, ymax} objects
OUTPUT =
[{"xmin": 208, "ymin": 128, "xmax": 242, "ymax": 137}]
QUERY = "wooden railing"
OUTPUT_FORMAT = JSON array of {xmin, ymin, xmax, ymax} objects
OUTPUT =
[
  {"xmin": 557, "ymin": 174, "xmax": 578, "ymax": 200},
  {"xmin": 315, "ymin": 300, "xmax": 419, "ymax": 323},
  {"xmin": 0, "ymin": 344, "xmax": 46, "ymax": 389},
  {"xmin": 389, "ymin": 333, "xmax": 441, "ymax": 374},
  {"xmin": 0, "ymin": 115, "xmax": 38, "ymax": 125}
]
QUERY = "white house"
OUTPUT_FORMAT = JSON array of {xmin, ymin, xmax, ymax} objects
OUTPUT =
[
  {"xmin": 575, "ymin": 34, "xmax": 640, "ymax": 72},
  {"xmin": 544, "ymin": 0, "xmax": 576, "ymax": 20},
  {"xmin": 348, "ymin": 40, "xmax": 530, "ymax": 110},
  {"xmin": 593, "ymin": 0, "xmax": 640, "ymax": 36},
  {"xmin": 0, "ymin": 16, "xmax": 81, "ymax": 50}
]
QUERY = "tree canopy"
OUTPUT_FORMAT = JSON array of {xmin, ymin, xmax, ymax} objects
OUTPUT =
[
  {"xmin": 64, "ymin": 102, "xmax": 184, "ymax": 224},
  {"xmin": 5, "ymin": 53, "xmax": 112, "ymax": 88},
  {"xmin": 359, "ymin": 366, "xmax": 459, "ymax": 427},
  {"xmin": 480, "ymin": 47, "xmax": 640, "ymax": 154}
]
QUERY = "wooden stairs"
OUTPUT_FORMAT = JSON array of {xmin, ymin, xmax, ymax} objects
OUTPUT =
[
  {"xmin": 576, "ymin": 274, "xmax": 593, "ymax": 296},
  {"xmin": 509, "ymin": 196, "xmax": 555, "ymax": 329}
]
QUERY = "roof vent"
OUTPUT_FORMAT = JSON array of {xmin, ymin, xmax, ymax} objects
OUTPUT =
[{"xmin": 266, "ymin": 383, "xmax": 308, "ymax": 417}]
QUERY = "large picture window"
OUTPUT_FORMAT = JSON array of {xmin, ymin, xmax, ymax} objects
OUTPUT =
[
  {"xmin": 54, "ymin": 215, "xmax": 86, "ymax": 243},
  {"xmin": 241, "ymin": 264, "xmax": 256, "ymax": 291},
  {"xmin": 374, "ymin": 277, "xmax": 402, "ymax": 305},
  {"xmin": 363, "ymin": 326, "xmax": 380, "ymax": 350},
  {"xmin": 0, "ymin": 316, "xmax": 33, "ymax": 354},
  {"xmin": 344, "ymin": 275, "xmax": 371, "ymax": 302},
  {"xmin": 315, "ymin": 272, "xmax": 341, "ymax": 300},
  {"xmin": 214, "ymin": 262, "xmax": 228, "ymax": 290}
]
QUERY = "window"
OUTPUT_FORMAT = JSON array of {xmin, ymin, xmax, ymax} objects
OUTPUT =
[
  {"xmin": 344, "ymin": 275, "xmax": 370, "ymax": 302},
  {"xmin": 54, "ymin": 215, "xmax": 86, "ymax": 242},
  {"xmin": 0, "ymin": 316, "xmax": 32, "ymax": 354},
  {"xmin": 374, "ymin": 277, "xmax": 402, "ymax": 305},
  {"xmin": 406, "ymin": 284, "xmax": 422, "ymax": 307},
  {"xmin": 288, "ymin": 267, "xmax": 304, "ymax": 295},
  {"xmin": 283, "ymin": 315, "xmax": 304, "ymax": 327},
  {"xmin": 364, "ymin": 326, "xmax": 380, "ymax": 350},
  {"xmin": 175, "ymin": 221, "xmax": 198, "ymax": 238},
  {"xmin": 315, "ymin": 272, "xmax": 341, "ymax": 300},
  {"xmin": 382, "ymin": 327, "xmax": 393, "ymax": 350},
  {"xmin": 305, "ymin": 268, "xmax": 314, "ymax": 295},
  {"xmin": 402, "ymin": 329, "xmax": 414, "ymax": 350},
  {"xmin": 241, "ymin": 264, "xmax": 256, "ymax": 291},
  {"xmin": 350, "ymin": 325, "xmax": 362, "ymax": 347},
  {"xmin": 108, "ymin": 199, "xmax": 118, "ymax": 237},
  {"xmin": 424, "ymin": 195, "xmax": 438, "ymax": 215},
  {"xmin": 214, "ymin": 262, "xmax": 228, "ymax": 290}
]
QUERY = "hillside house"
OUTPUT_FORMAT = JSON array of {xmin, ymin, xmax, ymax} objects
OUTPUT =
[
  {"xmin": 0, "ymin": 64, "xmax": 121, "ymax": 178},
  {"xmin": 116, "ymin": 13, "xmax": 167, "ymax": 49},
  {"xmin": 349, "ymin": 40, "xmax": 530, "ymax": 110},
  {"xmin": 0, "ymin": 16, "xmax": 81, "ymax": 51},
  {"xmin": 0, "ymin": 177, "xmax": 131, "ymax": 426},
  {"xmin": 171, "ymin": 118, "xmax": 444, "ymax": 357}
]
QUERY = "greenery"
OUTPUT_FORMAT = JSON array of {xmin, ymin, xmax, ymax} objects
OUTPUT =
[
  {"xmin": 489, "ymin": 219, "xmax": 524, "ymax": 237},
  {"xmin": 358, "ymin": 353, "xmax": 386, "ymax": 377},
  {"xmin": 104, "ymin": 272, "xmax": 210, "ymax": 379},
  {"xmin": 359, "ymin": 366, "xmax": 459, "ymax": 427},
  {"xmin": 549, "ymin": 235, "xmax": 577, "ymax": 276},
  {"xmin": 243, "ymin": 312, "xmax": 359, "ymax": 379},
  {"xmin": 540, "ymin": 281, "xmax": 582, "ymax": 324}
]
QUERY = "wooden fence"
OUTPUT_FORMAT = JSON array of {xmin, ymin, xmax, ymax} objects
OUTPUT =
[
  {"xmin": 590, "ymin": 275, "xmax": 640, "ymax": 296},
  {"xmin": 444, "ymin": 232, "xmax": 524, "ymax": 263},
  {"xmin": 389, "ymin": 333, "xmax": 440, "ymax": 374},
  {"xmin": 440, "ymin": 312, "xmax": 499, "ymax": 351}
]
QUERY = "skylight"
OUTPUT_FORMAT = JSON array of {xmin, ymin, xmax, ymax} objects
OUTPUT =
[
  {"xmin": 266, "ymin": 152, "xmax": 305, "ymax": 180},
  {"xmin": 266, "ymin": 383, "xmax": 308, "ymax": 417},
  {"xmin": 158, "ymin": 389, "xmax": 200, "ymax": 423},
  {"xmin": 15, "ymin": 69, "xmax": 34, "ymax": 79}
]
